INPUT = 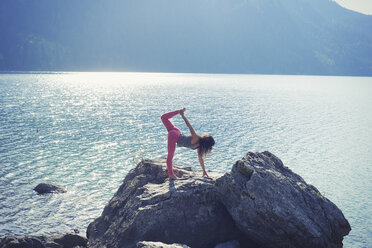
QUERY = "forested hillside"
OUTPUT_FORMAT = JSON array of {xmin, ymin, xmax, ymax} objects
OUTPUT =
[{"xmin": 1, "ymin": 0, "xmax": 371, "ymax": 75}]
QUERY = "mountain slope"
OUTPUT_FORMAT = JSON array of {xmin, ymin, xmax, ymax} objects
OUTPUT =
[{"xmin": 0, "ymin": 0, "xmax": 371, "ymax": 75}]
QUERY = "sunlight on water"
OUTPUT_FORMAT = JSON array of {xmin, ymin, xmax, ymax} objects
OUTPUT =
[{"xmin": 0, "ymin": 72, "xmax": 371, "ymax": 247}]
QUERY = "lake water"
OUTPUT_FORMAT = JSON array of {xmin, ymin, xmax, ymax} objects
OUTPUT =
[{"xmin": 0, "ymin": 72, "xmax": 371, "ymax": 247}]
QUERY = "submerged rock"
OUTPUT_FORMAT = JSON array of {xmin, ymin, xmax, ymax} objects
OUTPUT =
[
  {"xmin": 215, "ymin": 151, "xmax": 351, "ymax": 248},
  {"xmin": 87, "ymin": 152, "xmax": 351, "ymax": 248},
  {"xmin": 34, "ymin": 183, "xmax": 66, "ymax": 194},
  {"xmin": 87, "ymin": 160, "xmax": 243, "ymax": 248},
  {"xmin": 0, "ymin": 233, "xmax": 87, "ymax": 248}
]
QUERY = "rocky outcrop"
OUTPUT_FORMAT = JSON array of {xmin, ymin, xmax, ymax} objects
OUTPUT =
[
  {"xmin": 215, "ymin": 151, "xmax": 351, "ymax": 248},
  {"xmin": 87, "ymin": 160, "xmax": 244, "ymax": 248},
  {"xmin": 87, "ymin": 152, "xmax": 351, "ymax": 248},
  {"xmin": 0, "ymin": 233, "xmax": 87, "ymax": 248},
  {"xmin": 34, "ymin": 183, "xmax": 66, "ymax": 194}
]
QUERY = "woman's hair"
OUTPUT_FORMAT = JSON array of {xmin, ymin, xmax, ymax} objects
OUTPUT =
[{"xmin": 198, "ymin": 134, "xmax": 215, "ymax": 158}]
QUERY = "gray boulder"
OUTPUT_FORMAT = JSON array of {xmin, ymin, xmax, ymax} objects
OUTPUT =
[
  {"xmin": 34, "ymin": 183, "xmax": 66, "ymax": 194},
  {"xmin": 0, "ymin": 233, "xmax": 87, "ymax": 248},
  {"xmin": 87, "ymin": 151, "xmax": 351, "ymax": 248},
  {"xmin": 87, "ymin": 160, "xmax": 244, "ymax": 248},
  {"xmin": 215, "ymin": 151, "xmax": 351, "ymax": 248}
]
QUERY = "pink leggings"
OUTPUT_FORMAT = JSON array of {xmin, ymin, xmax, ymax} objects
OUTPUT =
[{"xmin": 161, "ymin": 110, "xmax": 181, "ymax": 176}]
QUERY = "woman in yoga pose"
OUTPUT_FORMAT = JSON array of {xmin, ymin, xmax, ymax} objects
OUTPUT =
[{"xmin": 161, "ymin": 108, "xmax": 215, "ymax": 179}]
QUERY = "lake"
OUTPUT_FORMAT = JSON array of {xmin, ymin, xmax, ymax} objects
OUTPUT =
[{"xmin": 0, "ymin": 72, "xmax": 371, "ymax": 247}]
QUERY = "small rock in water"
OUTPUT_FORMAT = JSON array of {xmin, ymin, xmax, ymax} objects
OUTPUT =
[
  {"xmin": 52, "ymin": 233, "xmax": 88, "ymax": 247},
  {"xmin": 34, "ymin": 183, "xmax": 66, "ymax": 194},
  {"xmin": 0, "ymin": 233, "xmax": 87, "ymax": 248},
  {"xmin": 0, "ymin": 236, "xmax": 46, "ymax": 248}
]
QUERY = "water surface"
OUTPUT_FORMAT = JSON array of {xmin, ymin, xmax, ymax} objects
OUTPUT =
[{"xmin": 0, "ymin": 72, "xmax": 371, "ymax": 247}]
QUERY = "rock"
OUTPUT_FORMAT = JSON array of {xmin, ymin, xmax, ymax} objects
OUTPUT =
[
  {"xmin": 87, "ymin": 160, "xmax": 245, "ymax": 248},
  {"xmin": 52, "ymin": 233, "xmax": 88, "ymax": 248},
  {"xmin": 215, "ymin": 151, "xmax": 351, "ymax": 248},
  {"xmin": 0, "ymin": 234, "xmax": 87, "ymax": 248},
  {"xmin": 87, "ymin": 152, "xmax": 351, "ymax": 248},
  {"xmin": 136, "ymin": 241, "xmax": 190, "ymax": 248},
  {"xmin": 214, "ymin": 240, "xmax": 240, "ymax": 248},
  {"xmin": 34, "ymin": 183, "xmax": 66, "ymax": 194},
  {"xmin": 0, "ymin": 236, "xmax": 47, "ymax": 248}
]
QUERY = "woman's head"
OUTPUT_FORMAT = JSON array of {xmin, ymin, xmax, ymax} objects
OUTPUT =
[{"xmin": 198, "ymin": 134, "xmax": 215, "ymax": 157}]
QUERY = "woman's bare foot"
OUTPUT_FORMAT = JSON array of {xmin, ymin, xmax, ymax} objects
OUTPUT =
[
  {"xmin": 168, "ymin": 174, "xmax": 178, "ymax": 180},
  {"xmin": 179, "ymin": 107, "xmax": 186, "ymax": 116}
]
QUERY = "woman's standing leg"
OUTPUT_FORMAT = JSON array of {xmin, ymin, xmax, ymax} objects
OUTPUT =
[
  {"xmin": 167, "ymin": 129, "xmax": 180, "ymax": 177},
  {"xmin": 161, "ymin": 110, "xmax": 181, "ymax": 178}
]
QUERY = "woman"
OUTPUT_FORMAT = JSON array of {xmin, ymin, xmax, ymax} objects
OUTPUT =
[{"xmin": 161, "ymin": 108, "xmax": 215, "ymax": 179}]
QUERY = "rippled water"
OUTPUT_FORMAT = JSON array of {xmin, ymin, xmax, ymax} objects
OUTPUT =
[{"xmin": 0, "ymin": 72, "xmax": 371, "ymax": 247}]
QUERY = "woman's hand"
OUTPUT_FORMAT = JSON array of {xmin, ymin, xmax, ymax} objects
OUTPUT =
[{"xmin": 179, "ymin": 107, "xmax": 186, "ymax": 116}]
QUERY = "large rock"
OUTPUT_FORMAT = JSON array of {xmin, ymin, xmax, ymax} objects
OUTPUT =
[
  {"xmin": 0, "ymin": 233, "xmax": 87, "ymax": 248},
  {"xmin": 215, "ymin": 151, "xmax": 351, "ymax": 248},
  {"xmin": 34, "ymin": 183, "xmax": 66, "ymax": 194},
  {"xmin": 87, "ymin": 160, "xmax": 245, "ymax": 248},
  {"xmin": 87, "ymin": 152, "xmax": 351, "ymax": 248}
]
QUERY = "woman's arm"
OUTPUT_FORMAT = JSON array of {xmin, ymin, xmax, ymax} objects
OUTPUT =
[
  {"xmin": 180, "ymin": 109, "xmax": 198, "ymax": 139},
  {"xmin": 198, "ymin": 149, "xmax": 209, "ymax": 177}
]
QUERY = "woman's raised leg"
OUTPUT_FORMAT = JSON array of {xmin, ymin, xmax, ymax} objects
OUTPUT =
[{"xmin": 161, "ymin": 110, "xmax": 180, "ymax": 132}]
